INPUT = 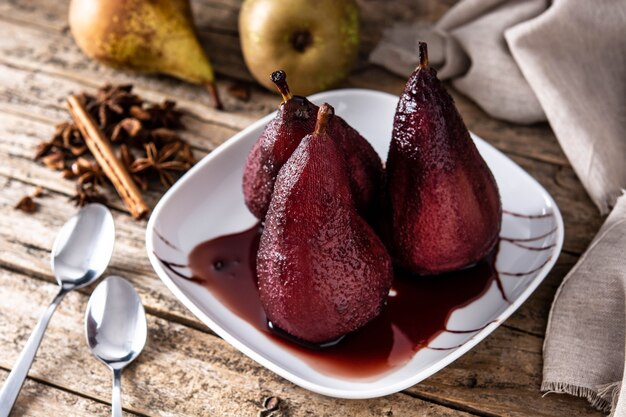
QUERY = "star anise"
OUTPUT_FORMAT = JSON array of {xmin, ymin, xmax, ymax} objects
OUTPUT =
[
  {"xmin": 61, "ymin": 123, "xmax": 87, "ymax": 156},
  {"xmin": 35, "ymin": 83, "xmax": 195, "ymax": 217},
  {"xmin": 88, "ymin": 84, "xmax": 143, "ymax": 129},
  {"xmin": 71, "ymin": 157, "xmax": 105, "ymax": 187},
  {"xmin": 36, "ymin": 121, "xmax": 87, "ymax": 161},
  {"xmin": 35, "ymin": 125, "xmax": 62, "ymax": 160},
  {"xmin": 130, "ymin": 142, "xmax": 189, "ymax": 188},
  {"xmin": 71, "ymin": 183, "xmax": 106, "ymax": 207},
  {"xmin": 150, "ymin": 127, "xmax": 181, "ymax": 147},
  {"xmin": 178, "ymin": 142, "xmax": 196, "ymax": 165},
  {"xmin": 41, "ymin": 151, "xmax": 65, "ymax": 170},
  {"xmin": 111, "ymin": 117, "xmax": 148, "ymax": 145},
  {"xmin": 145, "ymin": 100, "xmax": 184, "ymax": 129},
  {"xmin": 129, "ymin": 105, "xmax": 152, "ymax": 122},
  {"xmin": 119, "ymin": 144, "xmax": 148, "ymax": 191},
  {"xmin": 119, "ymin": 143, "xmax": 135, "ymax": 167}
]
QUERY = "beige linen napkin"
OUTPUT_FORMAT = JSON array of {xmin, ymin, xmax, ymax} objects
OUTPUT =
[
  {"xmin": 370, "ymin": 0, "xmax": 626, "ymax": 414},
  {"xmin": 370, "ymin": 0, "xmax": 626, "ymax": 214},
  {"xmin": 543, "ymin": 193, "xmax": 626, "ymax": 414}
]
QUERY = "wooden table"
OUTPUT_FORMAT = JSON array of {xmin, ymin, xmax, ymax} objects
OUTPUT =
[{"xmin": 0, "ymin": 1, "xmax": 606, "ymax": 416}]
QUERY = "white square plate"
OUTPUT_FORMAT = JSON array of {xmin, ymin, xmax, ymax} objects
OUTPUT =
[{"xmin": 146, "ymin": 89, "xmax": 563, "ymax": 399}]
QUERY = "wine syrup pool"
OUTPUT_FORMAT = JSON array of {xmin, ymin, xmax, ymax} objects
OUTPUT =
[{"xmin": 171, "ymin": 211, "xmax": 556, "ymax": 379}]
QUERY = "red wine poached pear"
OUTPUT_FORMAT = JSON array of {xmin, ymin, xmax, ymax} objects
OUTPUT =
[{"xmin": 187, "ymin": 224, "xmax": 503, "ymax": 378}]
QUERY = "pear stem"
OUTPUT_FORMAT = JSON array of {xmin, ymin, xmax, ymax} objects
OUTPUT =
[
  {"xmin": 314, "ymin": 103, "xmax": 334, "ymax": 135},
  {"xmin": 271, "ymin": 70, "xmax": 293, "ymax": 102},
  {"xmin": 418, "ymin": 41, "xmax": 429, "ymax": 69},
  {"xmin": 206, "ymin": 82, "xmax": 224, "ymax": 110}
]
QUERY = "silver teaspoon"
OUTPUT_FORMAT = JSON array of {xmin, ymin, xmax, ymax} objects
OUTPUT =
[
  {"xmin": 0, "ymin": 203, "xmax": 115, "ymax": 417},
  {"xmin": 85, "ymin": 276, "xmax": 147, "ymax": 417}
]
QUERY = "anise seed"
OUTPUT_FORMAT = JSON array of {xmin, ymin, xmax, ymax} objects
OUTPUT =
[
  {"xmin": 151, "ymin": 128, "xmax": 180, "ymax": 143},
  {"xmin": 32, "ymin": 186, "xmax": 44, "ymax": 198},
  {"xmin": 72, "ymin": 157, "xmax": 93, "ymax": 176},
  {"xmin": 15, "ymin": 196, "xmax": 37, "ymax": 213},
  {"xmin": 130, "ymin": 106, "xmax": 151, "ymax": 122},
  {"xmin": 34, "ymin": 141, "xmax": 54, "ymax": 160},
  {"xmin": 42, "ymin": 152, "xmax": 65, "ymax": 170}
]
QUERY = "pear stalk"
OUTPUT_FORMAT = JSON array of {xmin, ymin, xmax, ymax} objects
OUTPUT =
[
  {"xmin": 271, "ymin": 70, "xmax": 293, "ymax": 102},
  {"xmin": 206, "ymin": 83, "xmax": 223, "ymax": 110},
  {"xmin": 314, "ymin": 103, "xmax": 333, "ymax": 135},
  {"xmin": 418, "ymin": 42, "xmax": 429, "ymax": 69}
]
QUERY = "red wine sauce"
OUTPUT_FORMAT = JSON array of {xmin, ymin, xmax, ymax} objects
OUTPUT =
[{"xmin": 187, "ymin": 224, "xmax": 501, "ymax": 379}]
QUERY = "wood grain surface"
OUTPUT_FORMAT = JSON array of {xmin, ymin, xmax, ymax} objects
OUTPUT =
[{"xmin": 0, "ymin": 0, "xmax": 605, "ymax": 416}]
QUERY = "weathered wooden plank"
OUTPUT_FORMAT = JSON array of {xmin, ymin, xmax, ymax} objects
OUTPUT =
[
  {"xmin": 0, "ymin": 104, "xmax": 601, "ymax": 336},
  {"xmin": 0, "ymin": 369, "xmax": 139, "ymax": 417},
  {"xmin": 0, "ymin": 14, "xmax": 572, "ymax": 168},
  {"xmin": 0, "ymin": 176, "xmax": 205, "ymax": 331},
  {"xmin": 0, "ymin": 59, "xmax": 266, "ymax": 132},
  {"xmin": 0, "ymin": 160, "xmax": 579, "ymax": 338},
  {"xmin": 0, "ymin": 81, "xmax": 237, "ymax": 156},
  {"xmin": 0, "ymin": 2, "xmax": 566, "ymax": 164},
  {"xmin": 0, "ymin": 101, "xmax": 601, "ymax": 255},
  {"xmin": 406, "ymin": 325, "xmax": 601, "ymax": 417},
  {"xmin": 0, "ymin": 1, "xmax": 607, "ymax": 416},
  {"xmin": 0, "ymin": 145, "xmax": 602, "ymax": 416},
  {"xmin": 0, "ymin": 0, "xmax": 454, "ymax": 109},
  {"xmin": 0, "ymin": 268, "xmax": 472, "ymax": 417}
]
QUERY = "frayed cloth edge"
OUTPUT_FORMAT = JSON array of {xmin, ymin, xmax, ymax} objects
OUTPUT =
[
  {"xmin": 597, "ymin": 381, "xmax": 621, "ymax": 416},
  {"xmin": 541, "ymin": 381, "xmax": 613, "ymax": 414}
]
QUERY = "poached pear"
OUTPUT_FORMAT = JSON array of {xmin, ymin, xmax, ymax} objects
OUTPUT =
[
  {"xmin": 385, "ymin": 42, "xmax": 502, "ymax": 275},
  {"xmin": 242, "ymin": 70, "xmax": 383, "ymax": 220},
  {"xmin": 257, "ymin": 103, "xmax": 392, "ymax": 344},
  {"xmin": 69, "ymin": 0, "xmax": 222, "ymax": 109}
]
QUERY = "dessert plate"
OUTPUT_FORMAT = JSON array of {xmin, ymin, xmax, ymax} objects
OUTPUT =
[{"xmin": 146, "ymin": 89, "xmax": 563, "ymax": 399}]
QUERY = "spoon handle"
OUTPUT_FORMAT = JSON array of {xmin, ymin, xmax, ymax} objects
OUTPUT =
[
  {"xmin": 0, "ymin": 288, "xmax": 67, "ymax": 417},
  {"xmin": 111, "ymin": 368, "xmax": 123, "ymax": 417}
]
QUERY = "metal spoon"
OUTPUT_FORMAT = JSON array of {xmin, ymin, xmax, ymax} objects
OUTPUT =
[
  {"xmin": 85, "ymin": 276, "xmax": 147, "ymax": 417},
  {"xmin": 0, "ymin": 203, "xmax": 115, "ymax": 416}
]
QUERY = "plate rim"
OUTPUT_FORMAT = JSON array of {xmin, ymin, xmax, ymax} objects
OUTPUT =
[{"xmin": 145, "ymin": 88, "xmax": 564, "ymax": 399}]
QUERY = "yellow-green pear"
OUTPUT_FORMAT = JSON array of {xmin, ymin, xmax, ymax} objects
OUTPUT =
[
  {"xmin": 239, "ymin": 0, "xmax": 360, "ymax": 96},
  {"xmin": 69, "ymin": 0, "xmax": 222, "ymax": 109}
]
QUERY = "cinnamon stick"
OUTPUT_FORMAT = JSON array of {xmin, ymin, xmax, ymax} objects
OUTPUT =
[{"xmin": 67, "ymin": 95, "xmax": 149, "ymax": 219}]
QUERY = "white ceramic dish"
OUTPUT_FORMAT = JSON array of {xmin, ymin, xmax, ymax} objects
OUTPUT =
[{"xmin": 146, "ymin": 89, "xmax": 563, "ymax": 399}]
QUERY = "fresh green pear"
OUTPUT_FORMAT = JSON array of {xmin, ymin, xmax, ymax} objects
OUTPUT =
[
  {"xmin": 69, "ymin": 0, "xmax": 222, "ymax": 109},
  {"xmin": 239, "ymin": 0, "xmax": 360, "ymax": 96}
]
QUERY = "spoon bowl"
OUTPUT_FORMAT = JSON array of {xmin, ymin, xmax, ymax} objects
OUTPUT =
[
  {"xmin": 85, "ymin": 276, "xmax": 147, "ymax": 368},
  {"xmin": 85, "ymin": 276, "xmax": 147, "ymax": 417},
  {"xmin": 52, "ymin": 203, "xmax": 116, "ymax": 289},
  {"xmin": 0, "ymin": 203, "xmax": 115, "ymax": 417}
]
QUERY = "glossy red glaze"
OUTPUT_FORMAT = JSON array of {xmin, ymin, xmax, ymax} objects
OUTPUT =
[
  {"xmin": 242, "ymin": 94, "xmax": 383, "ymax": 221},
  {"xmin": 255, "ymin": 108, "xmax": 393, "ymax": 344},
  {"xmin": 385, "ymin": 45, "xmax": 502, "ymax": 275},
  {"xmin": 188, "ymin": 224, "xmax": 500, "ymax": 378}
]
